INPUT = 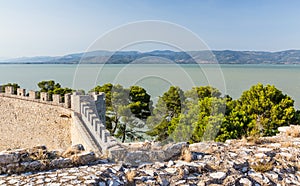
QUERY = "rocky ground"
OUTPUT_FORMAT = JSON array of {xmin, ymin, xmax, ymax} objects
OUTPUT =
[{"xmin": 1, "ymin": 126, "xmax": 300, "ymax": 185}]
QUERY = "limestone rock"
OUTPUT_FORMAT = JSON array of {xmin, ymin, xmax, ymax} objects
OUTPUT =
[
  {"xmin": 62, "ymin": 144, "xmax": 85, "ymax": 157},
  {"xmin": 0, "ymin": 128, "xmax": 300, "ymax": 185},
  {"xmin": 209, "ymin": 172, "xmax": 227, "ymax": 180},
  {"xmin": 239, "ymin": 177, "xmax": 252, "ymax": 185},
  {"xmin": 71, "ymin": 152, "xmax": 96, "ymax": 165},
  {"xmin": 0, "ymin": 153, "xmax": 20, "ymax": 165},
  {"xmin": 163, "ymin": 142, "xmax": 188, "ymax": 160}
]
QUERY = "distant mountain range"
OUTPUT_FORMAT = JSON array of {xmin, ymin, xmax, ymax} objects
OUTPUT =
[{"xmin": 1, "ymin": 50, "xmax": 300, "ymax": 64}]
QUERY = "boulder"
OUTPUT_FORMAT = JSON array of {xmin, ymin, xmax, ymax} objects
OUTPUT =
[
  {"xmin": 163, "ymin": 142, "xmax": 188, "ymax": 161},
  {"xmin": 0, "ymin": 153, "xmax": 20, "ymax": 165}
]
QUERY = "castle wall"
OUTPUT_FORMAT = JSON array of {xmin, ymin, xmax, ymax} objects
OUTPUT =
[
  {"xmin": 0, "ymin": 86, "xmax": 121, "ymax": 158},
  {"xmin": 71, "ymin": 94, "xmax": 119, "ymax": 154},
  {"xmin": 0, "ymin": 96, "xmax": 72, "ymax": 151},
  {"xmin": 71, "ymin": 112, "xmax": 102, "ymax": 155}
]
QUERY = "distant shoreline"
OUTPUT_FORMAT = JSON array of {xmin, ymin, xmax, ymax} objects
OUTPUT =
[
  {"xmin": 1, "ymin": 62, "xmax": 300, "ymax": 65},
  {"xmin": 2, "ymin": 50, "xmax": 300, "ymax": 65}
]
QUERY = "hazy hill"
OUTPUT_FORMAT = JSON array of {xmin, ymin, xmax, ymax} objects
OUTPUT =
[{"xmin": 1, "ymin": 50, "xmax": 300, "ymax": 64}]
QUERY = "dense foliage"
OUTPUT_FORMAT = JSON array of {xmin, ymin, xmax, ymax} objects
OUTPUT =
[
  {"xmin": 91, "ymin": 83, "xmax": 152, "ymax": 142},
  {"xmin": 37, "ymin": 80, "xmax": 73, "ymax": 101},
  {"xmin": 146, "ymin": 86, "xmax": 185, "ymax": 141},
  {"xmin": 145, "ymin": 83, "xmax": 297, "ymax": 143}
]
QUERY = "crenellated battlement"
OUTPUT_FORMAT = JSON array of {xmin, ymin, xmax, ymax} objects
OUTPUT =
[
  {"xmin": 71, "ymin": 93, "xmax": 119, "ymax": 153},
  {"xmin": 0, "ymin": 86, "xmax": 71, "ymax": 108},
  {"xmin": 0, "ymin": 85, "xmax": 124, "ymax": 159}
]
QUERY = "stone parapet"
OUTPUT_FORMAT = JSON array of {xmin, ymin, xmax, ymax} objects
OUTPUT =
[
  {"xmin": 1, "ymin": 86, "xmax": 73, "ymax": 108},
  {"xmin": 71, "ymin": 93, "xmax": 119, "ymax": 155},
  {"xmin": 17, "ymin": 88, "xmax": 26, "ymax": 96}
]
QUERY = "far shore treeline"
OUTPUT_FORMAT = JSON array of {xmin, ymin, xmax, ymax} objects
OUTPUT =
[
  {"xmin": 2, "ymin": 81, "xmax": 300, "ymax": 143},
  {"xmin": 2, "ymin": 50, "xmax": 300, "ymax": 64}
]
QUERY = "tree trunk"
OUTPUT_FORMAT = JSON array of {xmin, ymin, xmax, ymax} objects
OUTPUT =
[
  {"xmin": 112, "ymin": 114, "xmax": 119, "ymax": 134},
  {"xmin": 122, "ymin": 125, "xmax": 126, "ymax": 143}
]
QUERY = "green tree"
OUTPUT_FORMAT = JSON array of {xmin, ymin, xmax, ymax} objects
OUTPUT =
[
  {"xmin": 223, "ymin": 83, "xmax": 295, "ymax": 138},
  {"xmin": 38, "ymin": 80, "xmax": 61, "ymax": 92},
  {"xmin": 166, "ymin": 86, "xmax": 225, "ymax": 143},
  {"xmin": 185, "ymin": 86, "xmax": 222, "ymax": 101},
  {"xmin": 91, "ymin": 84, "xmax": 152, "ymax": 142},
  {"xmin": 129, "ymin": 85, "xmax": 152, "ymax": 120},
  {"xmin": 292, "ymin": 110, "xmax": 300, "ymax": 125},
  {"xmin": 215, "ymin": 98, "xmax": 250, "ymax": 142},
  {"xmin": 91, "ymin": 83, "xmax": 113, "ymax": 110},
  {"xmin": 109, "ymin": 84, "xmax": 130, "ymax": 135},
  {"xmin": 37, "ymin": 80, "xmax": 72, "ymax": 101},
  {"xmin": 52, "ymin": 87, "xmax": 73, "ymax": 101},
  {"xmin": 170, "ymin": 96, "xmax": 226, "ymax": 143},
  {"xmin": 147, "ymin": 86, "xmax": 185, "ymax": 141}
]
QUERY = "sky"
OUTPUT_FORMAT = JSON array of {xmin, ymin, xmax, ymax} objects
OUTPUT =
[{"xmin": 1, "ymin": 0, "xmax": 300, "ymax": 58}]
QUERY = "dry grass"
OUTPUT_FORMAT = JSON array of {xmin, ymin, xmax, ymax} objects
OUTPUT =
[
  {"xmin": 180, "ymin": 147, "xmax": 192, "ymax": 162},
  {"xmin": 125, "ymin": 170, "xmax": 136, "ymax": 183},
  {"xmin": 293, "ymin": 162, "xmax": 300, "ymax": 171},
  {"xmin": 62, "ymin": 148, "xmax": 81, "ymax": 158},
  {"xmin": 286, "ymin": 126, "xmax": 300, "ymax": 137},
  {"xmin": 30, "ymin": 149, "xmax": 48, "ymax": 160},
  {"xmin": 241, "ymin": 136, "xmax": 248, "ymax": 144},
  {"xmin": 246, "ymin": 134, "xmax": 263, "ymax": 145},
  {"xmin": 178, "ymin": 168, "xmax": 184, "ymax": 179},
  {"xmin": 251, "ymin": 161, "xmax": 274, "ymax": 173},
  {"xmin": 280, "ymin": 141, "xmax": 295, "ymax": 148},
  {"xmin": 70, "ymin": 154, "xmax": 84, "ymax": 166}
]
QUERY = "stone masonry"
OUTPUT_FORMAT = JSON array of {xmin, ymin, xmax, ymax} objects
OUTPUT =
[
  {"xmin": 0, "ymin": 86, "xmax": 112, "ymax": 156},
  {"xmin": 0, "ymin": 96, "xmax": 72, "ymax": 151}
]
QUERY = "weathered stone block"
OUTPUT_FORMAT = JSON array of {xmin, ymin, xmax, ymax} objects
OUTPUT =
[
  {"xmin": 74, "ymin": 152, "xmax": 96, "ymax": 164},
  {"xmin": 40, "ymin": 92, "xmax": 50, "ymax": 101},
  {"xmin": 108, "ymin": 146, "xmax": 127, "ymax": 162},
  {"xmin": 163, "ymin": 142, "xmax": 188, "ymax": 161},
  {"xmin": 189, "ymin": 142, "xmax": 211, "ymax": 153},
  {"xmin": 27, "ymin": 161, "xmax": 42, "ymax": 170},
  {"xmin": 124, "ymin": 151, "xmax": 151, "ymax": 166},
  {"xmin": 149, "ymin": 151, "xmax": 166, "ymax": 162},
  {"xmin": 64, "ymin": 93, "xmax": 71, "ymax": 108},
  {"xmin": 50, "ymin": 158, "xmax": 72, "ymax": 168},
  {"xmin": 29, "ymin": 90, "xmax": 38, "ymax": 99},
  {"xmin": 5, "ymin": 86, "xmax": 14, "ymax": 95},
  {"xmin": 0, "ymin": 153, "xmax": 20, "ymax": 165},
  {"xmin": 6, "ymin": 163, "xmax": 19, "ymax": 174},
  {"xmin": 52, "ymin": 94, "xmax": 62, "ymax": 104},
  {"xmin": 17, "ymin": 88, "xmax": 26, "ymax": 96}
]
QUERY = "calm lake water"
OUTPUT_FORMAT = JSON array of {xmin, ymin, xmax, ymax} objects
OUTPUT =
[{"xmin": 1, "ymin": 64, "xmax": 300, "ymax": 108}]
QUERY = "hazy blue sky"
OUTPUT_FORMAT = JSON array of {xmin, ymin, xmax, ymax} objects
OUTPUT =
[{"xmin": 1, "ymin": 0, "xmax": 300, "ymax": 58}]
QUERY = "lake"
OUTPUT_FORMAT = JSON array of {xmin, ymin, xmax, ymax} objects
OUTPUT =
[{"xmin": 1, "ymin": 64, "xmax": 300, "ymax": 109}]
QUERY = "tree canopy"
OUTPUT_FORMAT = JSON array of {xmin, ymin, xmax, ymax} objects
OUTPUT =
[
  {"xmin": 147, "ymin": 83, "xmax": 297, "ymax": 143},
  {"xmin": 91, "ymin": 83, "xmax": 152, "ymax": 142},
  {"xmin": 37, "ymin": 80, "xmax": 73, "ymax": 101},
  {"xmin": 146, "ymin": 86, "xmax": 185, "ymax": 141},
  {"xmin": 229, "ymin": 83, "xmax": 294, "ymax": 136}
]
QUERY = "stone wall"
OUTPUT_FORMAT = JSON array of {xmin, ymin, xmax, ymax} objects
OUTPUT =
[
  {"xmin": 71, "ymin": 93, "xmax": 119, "ymax": 154},
  {"xmin": 0, "ymin": 96, "xmax": 72, "ymax": 151},
  {"xmin": 0, "ymin": 86, "xmax": 126, "ymax": 161},
  {"xmin": 0, "ymin": 145, "xmax": 97, "ymax": 175}
]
